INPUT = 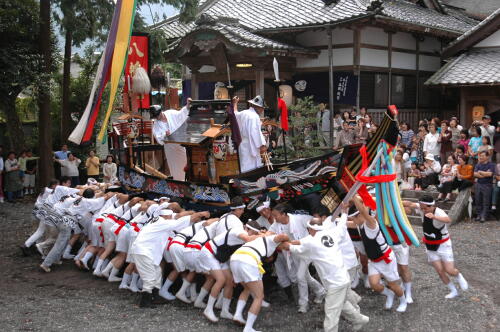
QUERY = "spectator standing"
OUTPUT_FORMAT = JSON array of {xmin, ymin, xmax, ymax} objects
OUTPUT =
[
  {"xmin": 338, "ymin": 121, "xmax": 355, "ymax": 147},
  {"xmin": 4, "ymin": 152, "xmax": 23, "ymax": 203},
  {"xmin": 491, "ymin": 162, "xmax": 500, "ymax": 211},
  {"xmin": 103, "ymin": 155, "xmax": 118, "ymax": 184},
  {"xmin": 54, "ymin": 144, "xmax": 71, "ymax": 177},
  {"xmin": 55, "ymin": 153, "xmax": 81, "ymax": 187},
  {"xmin": 449, "ymin": 119, "xmax": 461, "ymax": 149},
  {"xmin": 494, "ymin": 125, "xmax": 500, "ymax": 162},
  {"xmin": 473, "ymin": 151, "xmax": 495, "ymax": 222},
  {"xmin": 364, "ymin": 114, "xmax": 373, "ymax": 129},
  {"xmin": 416, "ymin": 126, "xmax": 428, "ymax": 165},
  {"xmin": 450, "ymin": 116, "xmax": 463, "ymax": 131},
  {"xmin": 439, "ymin": 121, "xmax": 453, "ymax": 163},
  {"xmin": 23, "ymin": 151, "xmax": 38, "ymax": 195},
  {"xmin": 358, "ymin": 106, "xmax": 367, "ymax": 121},
  {"xmin": 0, "ymin": 145, "xmax": 4, "ymax": 203},
  {"xmin": 424, "ymin": 123, "xmax": 441, "ymax": 161},
  {"xmin": 478, "ymin": 136, "xmax": 494, "ymax": 160},
  {"xmin": 85, "ymin": 150, "xmax": 100, "ymax": 182},
  {"xmin": 316, "ymin": 103, "xmax": 331, "ymax": 147},
  {"xmin": 332, "ymin": 112, "xmax": 342, "ymax": 149},
  {"xmin": 399, "ymin": 122, "xmax": 414, "ymax": 149},
  {"xmin": 354, "ymin": 118, "xmax": 368, "ymax": 145},
  {"xmin": 468, "ymin": 127, "xmax": 483, "ymax": 164},
  {"xmin": 394, "ymin": 151, "xmax": 406, "ymax": 186},
  {"xmin": 457, "ymin": 129, "xmax": 470, "ymax": 151},
  {"xmin": 18, "ymin": 150, "xmax": 28, "ymax": 180},
  {"xmin": 480, "ymin": 115, "xmax": 495, "ymax": 143}
]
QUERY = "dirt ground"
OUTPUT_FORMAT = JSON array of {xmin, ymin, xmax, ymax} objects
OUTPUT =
[{"xmin": 1, "ymin": 200, "xmax": 499, "ymax": 331}]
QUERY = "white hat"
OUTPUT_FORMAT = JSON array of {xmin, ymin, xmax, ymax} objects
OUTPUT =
[
  {"xmin": 159, "ymin": 209, "xmax": 174, "ymax": 216},
  {"xmin": 86, "ymin": 178, "xmax": 98, "ymax": 185},
  {"xmin": 425, "ymin": 154, "xmax": 435, "ymax": 161},
  {"xmin": 256, "ymin": 201, "xmax": 270, "ymax": 213},
  {"xmin": 158, "ymin": 196, "xmax": 170, "ymax": 201},
  {"xmin": 248, "ymin": 95, "xmax": 265, "ymax": 108}
]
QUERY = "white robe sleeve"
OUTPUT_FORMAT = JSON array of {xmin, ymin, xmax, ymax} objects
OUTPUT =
[
  {"xmin": 153, "ymin": 120, "xmax": 167, "ymax": 144},
  {"xmin": 248, "ymin": 115, "xmax": 266, "ymax": 157}
]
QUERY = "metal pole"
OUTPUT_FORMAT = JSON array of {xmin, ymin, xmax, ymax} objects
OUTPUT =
[{"xmin": 328, "ymin": 27, "xmax": 335, "ymax": 148}]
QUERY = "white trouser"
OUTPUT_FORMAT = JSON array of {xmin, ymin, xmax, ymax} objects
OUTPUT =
[
  {"xmin": 295, "ymin": 256, "xmax": 325, "ymax": 307},
  {"xmin": 132, "ymin": 254, "xmax": 162, "ymax": 293},
  {"xmin": 37, "ymin": 225, "xmax": 59, "ymax": 254},
  {"xmin": 25, "ymin": 220, "xmax": 48, "ymax": 247},
  {"xmin": 274, "ymin": 251, "xmax": 297, "ymax": 288},
  {"xmin": 164, "ymin": 143, "xmax": 187, "ymax": 181},
  {"xmin": 324, "ymin": 283, "xmax": 364, "ymax": 332}
]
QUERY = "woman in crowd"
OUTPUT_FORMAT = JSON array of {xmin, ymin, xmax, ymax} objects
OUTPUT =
[
  {"xmin": 424, "ymin": 123, "xmax": 441, "ymax": 162},
  {"xmin": 399, "ymin": 122, "xmax": 414, "ymax": 149},
  {"xmin": 55, "ymin": 153, "xmax": 81, "ymax": 187},
  {"xmin": 437, "ymin": 155, "xmax": 473, "ymax": 202},
  {"xmin": 394, "ymin": 150, "xmax": 406, "ymax": 186},
  {"xmin": 449, "ymin": 119, "xmax": 461, "ymax": 150},
  {"xmin": 437, "ymin": 155, "xmax": 457, "ymax": 202},
  {"xmin": 103, "ymin": 155, "xmax": 118, "ymax": 184},
  {"xmin": 4, "ymin": 151, "xmax": 23, "ymax": 203},
  {"xmin": 478, "ymin": 136, "xmax": 494, "ymax": 160},
  {"xmin": 457, "ymin": 130, "xmax": 470, "ymax": 151},
  {"xmin": 439, "ymin": 121, "xmax": 453, "ymax": 163}
]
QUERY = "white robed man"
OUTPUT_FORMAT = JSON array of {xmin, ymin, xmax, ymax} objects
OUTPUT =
[
  {"xmin": 152, "ymin": 98, "xmax": 192, "ymax": 181},
  {"xmin": 232, "ymin": 96, "xmax": 267, "ymax": 173}
]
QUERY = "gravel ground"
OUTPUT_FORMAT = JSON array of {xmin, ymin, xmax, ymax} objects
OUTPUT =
[{"xmin": 1, "ymin": 200, "xmax": 499, "ymax": 332}]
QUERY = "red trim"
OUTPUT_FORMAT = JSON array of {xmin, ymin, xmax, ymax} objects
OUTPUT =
[
  {"xmin": 165, "ymin": 237, "xmax": 173, "ymax": 250},
  {"xmin": 130, "ymin": 222, "xmax": 140, "ymax": 232},
  {"xmin": 371, "ymin": 247, "xmax": 393, "ymax": 264},
  {"xmin": 422, "ymin": 236, "xmax": 450, "ymax": 245},
  {"xmin": 167, "ymin": 240, "xmax": 186, "ymax": 251},
  {"xmin": 113, "ymin": 220, "xmax": 127, "ymax": 235},
  {"xmin": 204, "ymin": 241, "xmax": 215, "ymax": 255},
  {"xmin": 185, "ymin": 243, "xmax": 202, "ymax": 250}
]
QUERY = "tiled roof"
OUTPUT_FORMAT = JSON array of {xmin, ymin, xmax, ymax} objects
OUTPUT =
[
  {"xmin": 443, "ymin": 7, "xmax": 500, "ymax": 57},
  {"xmin": 425, "ymin": 49, "xmax": 500, "ymax": 86},
  {"xmin": 164, "ymin": 20, "xmax": 316, "ymax": 55},
  {"xmin": 156, "ymin": 0, "xmax": 477, "ymax": 40},
  {"xmin": 379, "ymin": 0, "xmax": 475, "ymax": 34}
]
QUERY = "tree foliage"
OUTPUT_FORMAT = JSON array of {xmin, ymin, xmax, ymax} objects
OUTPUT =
[{"xmin": 288, "ymin": 96, "xmax": 322, "ymax": 159}]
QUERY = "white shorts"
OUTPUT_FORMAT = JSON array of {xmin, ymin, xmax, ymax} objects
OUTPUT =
[
  {"xmin": 102, "ymin": 220, "xmax": 117, "ymax": 245},
  {"xmin": 230, "ymin": 259, "xmax": 261, "ymax": 284},
  {"xmin": 24, "ymin": 173, "xmax": 35, "ymax": 187},
  {"xmin": 367, "ymin": 251, "xmax": 400, "ymax": 282},
  {"xmin": 352, "ymin": 241, "xmax": 366, "ymax": 256},
  {"xmin": 115, "ymin": 228, "xmax": 130, "ymax": 253},
  {"xmin": 89, "ymin": 221, "xmax": 104, "ymax": 247},
  {"xmin": 126, "ymin": 231, "xmax": 140, "ymax": 263},
  {"xmin": 426, "ymin": 240, "xmax": 454, "ymax": 263},
  {"xmin": 392, "ymin": 244, "xmax": 410, "ymax": 266},
  {"xmin": 170, "ymin": 242, "xmax": 187, "ymax": 272},
  {"xmin": 197, "ymin": 247, "xmax": 227, "ymax": 272},
  {"xmin": 183, "ymin": 248, "xmax": 202, "ymax": 272}
]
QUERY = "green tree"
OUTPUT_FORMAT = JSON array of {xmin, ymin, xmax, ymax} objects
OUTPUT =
[
  {"xmin": 0, "ymin": 0, "xmax": 40, "ymax": 151},
  {"xmin": 288, "ymin": 96, "xmax": 322, "ymax": 159}
]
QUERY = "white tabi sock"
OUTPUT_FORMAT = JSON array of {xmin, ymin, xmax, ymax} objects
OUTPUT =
[
  {"xmin": 137, "ymin": 277, "xmax": 143, "ymax": 290},
  {"xmin": 206, "ymin": 295, "xmax": 217, "ymax": 312},
  {"xmin": 222, "ymin": 298, "xmax": 231, "ymax": 312},
  {"xmin": 244, "ymin": 312, "xmax": 258, "ymax": 332},
  {"xmin": 63, "ymin": 244, "xmax": 72, "ymax": 255},
  {"xmin": 396, "ymin": 295, "xmax": 407, "ymax": 312},
  {"xmin": 102, "ymin": 259, "xmax": 109, "ymax": 270},
  {"xmin": 404, "ymin": 282, "xmax": 413, "ymax": 303},
  {"xmin": 101, "ymin": 262, "xmax": 113, "ymax": 278},
  {"xmin": 160, "ymin": 278, "xmax": 174, "ymax": 294},
  {"xmin": 129, "ymin": 273, "xmax": 140, "ymax": 292},
  {"xmin": 108, "ymin": 266, "xmax": 122, "ymax": 282},
  {"xmin": 215, "ymin": 290, "xmax": 224, "ymax": 309},
  {"xmin": 92, "ymin": 256, "xmax": 99, "ymax": 270},
  {"xmin": 119, "ymin": 273, "xmax": 131, "ymax": 289},
  {"xmin": 234, "ymin": 299, "xmax": 247, "ymax": 318},
  {"xmin": 194, "ymin": 287, "xmax": 209, "ymax": 308},
  {"xmin": 176, "ymin": 279, "xmax": 192, "ymax": 303},
  {"xmin": 81, "ymin": 252, "xmax": 93, "ymax": 269},
  {"xmin": 456, "ymin": 273, "xmax": 469, "ymax": 291},
  {"xmin": 189, "ymin": 282, "xmax": 198, "ymax": 302},
  {"xmin": 445, "ymin": 282, "xmax": 458, "ymax": 299},
  {"xmin": 93, "ymin": 258, "xmax": 104, "ymax": 275},
  {"xmin": 381, "ymin": 287, "xmax": 395, "ymax": 309},
  {"xmin": 74, "ymin": 244, "xmax": 87, "ymax": 261}
]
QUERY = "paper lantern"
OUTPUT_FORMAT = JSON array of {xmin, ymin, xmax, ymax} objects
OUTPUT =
[{"xmin": 279, "ymin": 85, "xmax": 293, "ymax": 106}]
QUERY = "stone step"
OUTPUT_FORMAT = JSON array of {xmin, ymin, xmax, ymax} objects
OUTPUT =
[{"xmin": 401, "ymin": 189, "xmax": 440, "ymax": 199}]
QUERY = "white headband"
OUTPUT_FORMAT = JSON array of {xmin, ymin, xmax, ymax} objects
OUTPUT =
[
  {"xmin": 348, "ymin": 210, "xmax": 360, "ymax": 218},
  {"xmin": 246, "ymin": 224, "xmax": 260, "ymax": 232},
  {"xmin": 159, "ymin": 209, "xmax": 174, "ymax": 216},
  {"xmin": 87, "ymin": 178, "xmax": 98, "ymax": 185},
  {"xmin": 159, "ymin": 197, "xmax": 170, "ymax": 201},
  {"xmin": 230, "ymin": 204, "xmax": 246, "ymax": 210},
  {"xmin": 256, "ymin": 201, "xmax": 270, "ymax": 213},
  {"xmin": 307, "ymin": 220, "xmax": 325, "ymax": 231},
  {"xmin": 418, "ymin": 200, "xmax": 435, "ymax": 206}
]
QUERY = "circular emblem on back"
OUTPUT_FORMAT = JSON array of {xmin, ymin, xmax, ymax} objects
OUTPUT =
[{"xmin": 321, "ymin": 235, "xmax": 334, "ymax": 248}]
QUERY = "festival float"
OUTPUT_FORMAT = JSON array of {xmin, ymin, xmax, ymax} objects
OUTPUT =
[{"xmin": 68, "ymin": 0, "xmax": 418, "ymax": 246}]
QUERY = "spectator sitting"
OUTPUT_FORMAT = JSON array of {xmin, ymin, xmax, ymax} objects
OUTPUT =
[
  {"xmin": 55, "ymin": 153, "xmax": 81, "ymax": 187},
  {"xmin": 453, "ymin": 145, "xmax": 466, "ymax": 161},
  {"xmin": 103, "ymin": 155, "xmax": 118, "ymax": 184},
  {"xmin": 436, "ymin": 155, "xmax": 458, "ymax": 201},
  {"xmin": 414, "ymin": 153, "xmax": 441, "ymax": 190},
  {"xmin": 474, "ymin": 151, "xmax": 495, "ymax": 223},
  {"xmin": 338, "ymin": 121, "xmax": 354, "ymax": 147},
  {"xmin": 85, "ymin": 150, "xmax": 100, "ymax": 182},
  {"xmin": 354, "ymin": 117, "xmax": 368, "ymax": 145},
  {"xmin": 408, "ymin": 162, "xmax": 421, "ymax": 190},
  {"xmin": 468, "ymin": 127, "xmax": 483, "ymax": 164}
]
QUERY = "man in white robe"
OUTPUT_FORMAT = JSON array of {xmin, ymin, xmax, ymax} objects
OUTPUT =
[
  {"xmin": 152, "ymin": 98, "xmax": 191, "ymax": 181},
  {"xmin": 233, "ymin": 96, "xmax": 267, "ymax": 173}
]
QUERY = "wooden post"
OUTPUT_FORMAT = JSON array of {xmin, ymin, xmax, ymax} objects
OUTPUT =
[
  {"xmin": 415, "ymin": 35, "xmax": 421, "ymax": 127},
  {"xmin": 255, "ymin": 68, "xmax": 265, "ymax": 98},
  {"xmin": 353, "ymin": 28, "xmax": 361, "ymax": 111},
  {"xmin": 388, "ymin": 32, "xmax": 393, "ymax": 105},
  {"xmin": 191, "ymin": 68, "xmax": 199, "ymax": 100},
  {"xmin": 328, "ymin": 27, "xmax": 335, "ymax": 148}
]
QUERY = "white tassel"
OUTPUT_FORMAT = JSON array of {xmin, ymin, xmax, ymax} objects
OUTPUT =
[{"xmin": 132, "ymin": 67, "xmax": 151, "ymax": 95}]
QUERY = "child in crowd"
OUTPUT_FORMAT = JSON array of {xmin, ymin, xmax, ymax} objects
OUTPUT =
[{"xmin": 408, "ymin": 162, "xmax": 421, "ymax": 190}]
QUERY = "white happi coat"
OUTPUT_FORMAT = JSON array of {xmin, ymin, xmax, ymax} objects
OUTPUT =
[
  {"xmin": 235, "ymin": 107, "xmax": 266, "ymax": 173},
  {"xmin": 153, "ymin": 106, "xmax": 189, "ymax": 181}
]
